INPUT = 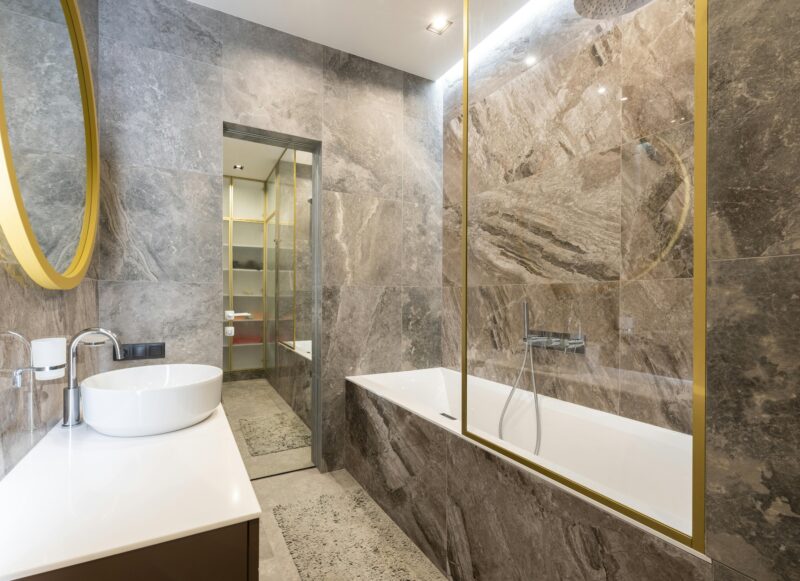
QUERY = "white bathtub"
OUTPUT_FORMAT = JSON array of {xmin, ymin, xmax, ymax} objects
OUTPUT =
[{"xmin": 347, "ymin": 367, "xmax": 692, "ymax": 536}]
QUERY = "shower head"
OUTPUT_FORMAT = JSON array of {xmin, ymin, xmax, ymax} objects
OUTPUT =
[{"xmin": 574, "ymin": 0, "xmax": 654, "ymax": 19}]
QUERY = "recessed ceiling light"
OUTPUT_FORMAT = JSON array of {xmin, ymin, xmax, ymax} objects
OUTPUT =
[
  {"xmin": 427, "ymin": 16, "xmax": 453, "ymax": 35},
  {"xmin": 524, "ymin": 55, "xmax": 537, "ymax": 66},
  {"xmin": 233, "ymin": 164, "xmax": 244, "ymax": 170}
]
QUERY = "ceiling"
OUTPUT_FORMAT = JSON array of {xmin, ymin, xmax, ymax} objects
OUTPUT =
[{"xmin": 189, "ymin": 0, "xmax": 529, "ymax": 80}]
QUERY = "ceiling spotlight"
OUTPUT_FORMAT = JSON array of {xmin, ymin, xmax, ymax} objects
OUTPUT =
[
  {"xmin": 524, "ymin": 55, "xmax": 537, "ymax": 66},
  {"xmin": 427, "ymin": 16, "xmax": 453, "ymax": 35},
  {"xmin": 233, "ymin": 164, "xmax": 244, "ymax": 170}
]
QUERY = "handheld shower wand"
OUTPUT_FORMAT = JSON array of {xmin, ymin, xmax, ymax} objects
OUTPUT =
[{"xmin": 498, "ymin": 301, "xmax": 542, "ymax": 455}]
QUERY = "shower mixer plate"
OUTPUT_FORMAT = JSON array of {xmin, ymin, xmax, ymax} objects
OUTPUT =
[{"xmin": 524, "ymin": 330, "xmax": 586, "ymax": 354}]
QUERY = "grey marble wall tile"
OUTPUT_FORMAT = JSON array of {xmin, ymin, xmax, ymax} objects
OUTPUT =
[
  {"xmin": 99, "ymin": 37, "xmax": 222, "ymax": 174},
  {"xmin": 402, "ymin": 287, "xmax": 442, "ymax": 370},
  {"xmin": 446, "ymin": 432, "xmax": 712, "ymax": 580},
  {"xmin": 467, "ymin": 25, "xmax": 621, "ymax": 194},
  {"xmin": 403, "ymin": 115, "xmax": 443, "ymax": 207},
  {"xmin": 98, "ymin": 280, "xmax": 222, "ymax": 370},
  {"xmin": 712, "ymin": 562, "xmax": 754, "ymax": 581},
  {"xmin": 706, "ymin": 256, "xmax": 800, "ymax": 580},
  {"xmin": 524, "ymin": 281, "xmax": 621, "ymax": 414},
  {"xmin": 320, "ymin": 285, "xmax": 402, "ymax": 470},
  {"xmin": 0, "ymin": 269, "xmax": 98, "ymax": 479},
  {"xmin": 441, "ymin": 286, "xmax": 462, "ymax": 372},
  {"xmin": 402, "ymin": 202, "xmax": 442, "ymax": 287},
  {"xmin": 620, "ymin": 0, "xmax": 695, "ymax": 141},
  {"xmin": 98, "ymin": 161, "xmax": 222, "ymax": 283},
  {"xmin": 403, "ymin": 73, "xmax": 443, "ymax": 127},
  {"xmin": 619, "ymin": 278, "xmax": 693, "ymax": 433},
  {"xmin": 99, "ymin": 0, "xmax": 222, "ymax": 65},
  {"xmin": 442, "ymin": 203, "xmax": 462, "ymax": 287},
  {"xmin": 708, "ymin": 0, "xmax": 800, "ymax": 260},
  {"xmin": 463, "ymin": 285, "xmax": 527, "ymax": 386},
  {"xmin": 322, "ymin": 191, "xmax": 402, "ymax": 286},
  {"xmin": 323, "ymin": 48, "xmax": 402, "ymax": 112},
  {"xmin": 468, "ymin": 147, "xmax": 622, "ymax": 286},
  {"xmin": 322, "ymin": 97, "xmax": 402, "ymax": 199},
  {"xmin": 345, "ymin": 382, "xmax": 447, "ymax": 572},
  {"xmin": 221, "ymin": 15, "xmax": 323, "ymax": 140},
  {"xmin": 621, "ymin": 122, "xmax": 694, "ymax": 280},
  {"xmin": 0, "ymin": 0, "xmax": 63, "ymax": 21}
]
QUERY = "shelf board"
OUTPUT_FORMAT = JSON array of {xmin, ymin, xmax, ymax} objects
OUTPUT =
[{"xmin": 230, "ymin": 341, "xmax": 264, "ymax": 347}]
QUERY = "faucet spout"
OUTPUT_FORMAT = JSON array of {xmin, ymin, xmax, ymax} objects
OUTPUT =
[{"xmin": 64, "ymin": 328, "xmax": 121, "ymax": 427}]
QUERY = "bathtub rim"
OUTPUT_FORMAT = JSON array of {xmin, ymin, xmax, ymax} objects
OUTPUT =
[{"xmin": 345, "ymin": 371, "xmax": 710, "ymax": 562}]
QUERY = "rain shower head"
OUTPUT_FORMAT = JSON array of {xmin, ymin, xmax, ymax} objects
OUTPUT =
[{"xmin": 574, "ymin": 0, "xmax": 654, "ymax": 19}]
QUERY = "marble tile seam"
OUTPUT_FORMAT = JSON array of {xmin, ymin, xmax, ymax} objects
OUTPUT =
[{"xmin": 707, "ymin": 251, "xmax": 800, "ymax": 265}]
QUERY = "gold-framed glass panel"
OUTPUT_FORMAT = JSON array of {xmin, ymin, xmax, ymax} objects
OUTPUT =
[
  {"xmin": 0, "ymin": 0, "xmax": 99, "ymax": 290},
  {"xmin": 457, "ymin": 0, "xmax": 707, "ymax": 550}
]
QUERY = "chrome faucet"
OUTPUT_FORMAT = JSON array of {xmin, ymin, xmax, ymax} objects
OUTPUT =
[{"xmin": 64, "ymin": 328, "xmax": 122, "ymax": 427}]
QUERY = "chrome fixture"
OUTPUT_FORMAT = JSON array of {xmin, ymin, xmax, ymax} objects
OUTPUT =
[
  {"xmin": 1, "ymin": 331, "xmax": 33, "ymax": 389},
  {"xmin": 64, "ymin": 328, "xmax": 122, "ymax": 427},
  {"xmin": 498, "ymin": 302, "xmax": 542, "ymax": 454}
]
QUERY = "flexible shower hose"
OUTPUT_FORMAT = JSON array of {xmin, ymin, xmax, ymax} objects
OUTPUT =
[{"xmin": 498, "ymin": 343, "xmax": 541, "ymax": 455}]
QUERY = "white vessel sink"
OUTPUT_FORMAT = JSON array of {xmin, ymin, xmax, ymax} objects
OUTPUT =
[{"xmin": 82, "ymin": 364, "xmax": 222, "ymax": 437}]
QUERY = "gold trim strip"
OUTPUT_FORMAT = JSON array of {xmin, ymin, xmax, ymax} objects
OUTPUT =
[{"xmin": 459, "ymin": 0, "xmax": 708, "ymax": 550}]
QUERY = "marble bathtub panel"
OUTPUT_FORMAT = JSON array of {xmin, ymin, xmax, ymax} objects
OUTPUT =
[
  {"xmin": 618, "ymin": 278, "xmax": 693, "ymax": 433},
  {"xmin": 322, "ymin": 96, "xmax": 403, "ymax": 200},
  {"xmin": 321, "ymin": 191, "xmax": 402, "ymax": 286},
  {"xmin": 345, "ymin": 382, "xmax": 447, "ymax": 572},
  {"xmin": 401, "ymin": 287, "xmax": 443, "ymax": 371},
  {"xmin": 0, "ymin": 269, "xmax": 98, "ymax": 479},
  {"xmin": 403, "ymin": 73, "xmax": 443, "ymax": 127},
  {"xmin": 620, "ymin": 0, "xmax": 695, "ymax": 142},
  {"xmin": 523, "ymin": 281, "xmax": 621, "ymax": 414},
  {"xmin": 221, "ymin": 15, "xmax": 323, "ymax": 140},
  {"xmin": 706, "ymin": 256, "xmax": 800, "ymax": 580},
  {"xmin": 98, "ymin": 280, "xmax": 222, "ymax": 370},
  {"xmin": 402, "ymin": 202, "xmax": 442, "ymax": 287},
  {"xmin": 323, "ymin": 47, "xmax": 402, "ymax": 113},
  {"xmin": 275, "ymin": 344, "xmax": 312, "ymax": 428},
  {"xmin": 403, "ymin": 115, "xmax": 443, "ymax": 207},
  {"xmin": 445, "ymin": 432, "xmax": 712, "ymax": 580},
  {"xmin": 707, "ymin": 1, "xmax": 800, "ymax": 260},
  {"xmin": 99, "ymin": 37, "xmax": 222, "ymax": 175},
  {"xmin": 320, "ymin": 285, "xmax": 402, "ymax": 470},
  {"xmin": 468, "ymin": 147, "xmax": 622, "ymax": 286},
  {"xmin": 99, "ymin": 0, "xmax": 222, "ymax": 65},
  {"xmin": 621, "ymin": 122, "xmax": 694, "ymax": 281},
  {"xmin": 97, "ymin": 162, "xmax": 221, "ymax": 283},
  {"xmin": 466, "ymin": 25, "xmax": 621, "ymax": 195}
]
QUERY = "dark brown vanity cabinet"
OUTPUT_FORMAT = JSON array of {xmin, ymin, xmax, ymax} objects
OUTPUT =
[{"xmin": 22, "ymin": 520, "xmax": 258, "ymax": 581}]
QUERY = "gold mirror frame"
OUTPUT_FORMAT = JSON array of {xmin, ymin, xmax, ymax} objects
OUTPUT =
[{"xmin": 0, "ymin": 0, "xmax": 99, "ymax": 290}]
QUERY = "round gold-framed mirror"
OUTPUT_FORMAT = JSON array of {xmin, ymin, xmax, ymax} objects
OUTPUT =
[{"xmin": 0, "ymin": 0, "xmax": 99, "ymax": 290}]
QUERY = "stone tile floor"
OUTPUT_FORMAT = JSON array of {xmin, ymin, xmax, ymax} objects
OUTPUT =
[{"xmin": 253, "ymin": 469, "xmax": 445, "ymax": 581}]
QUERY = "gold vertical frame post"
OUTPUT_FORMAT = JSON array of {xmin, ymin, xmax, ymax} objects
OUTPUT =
[
  {"xmin": 691, "ymin": 0, "xmax": 708, "ymax": 554},
  {"xmin": 459, "ymin": 0, "xmax": 708, "ymax": 550},
  {"xmin": 292, "ymin": 150, "xmax": 297, "ymax": 347},
  {"xmin": 226, "ymin": 177, "xmax": 234, "ymax": 373}
]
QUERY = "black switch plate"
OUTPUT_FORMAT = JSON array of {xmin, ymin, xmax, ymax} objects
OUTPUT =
[{"xmin": 114, "ymin": 342, "xmax": 166, "ymax": 361}]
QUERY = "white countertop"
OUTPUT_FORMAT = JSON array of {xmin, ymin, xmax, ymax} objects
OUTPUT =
[{"xmin": 0, "ymin": 405, "xmax": 261, "ymax": 580}]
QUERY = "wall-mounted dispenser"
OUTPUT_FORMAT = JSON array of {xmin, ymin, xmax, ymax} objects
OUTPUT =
[{"xmin": 31, "ymin": 338, "xmax": 67, "ymax": 380}]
